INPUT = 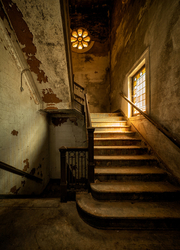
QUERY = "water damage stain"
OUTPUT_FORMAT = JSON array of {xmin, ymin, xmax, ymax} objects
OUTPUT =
[
  {"xmin": 21, "ymin": 181, "xmax": 25, "ymax": 187},
  {"xmin": 51, "ymin": 117, "xmax": 78, "ymax": 126},
  {"xmin": 30, "ymin": 168, "xmax": 36, "ymax": 175},
  {"xmin": 23, "ymin": 159, "xmax": 29, "ymax": 172},
  {"xmin": 52, "ymin": 117, "xmax": 68, "ymax": 126},
  {"xmin": 11, "ymin": 130, "xmax": 18, "ymax": 136},
  {"xmin": 69, "ymin": 117, "xmax": 78, "ymax": 126},
  {"xmin": 2, "ymin": 0, "xmax": 48, "ymax": 83},
  {"xmin": 45, "ymin": 106, "xmax": 58, "ymax": 110},
  {"xmin": 42, "ymin": 88, "xmax": 62, "ymax": 103},
  {"xmin": 10, "ymin": 185, "xmax": 21, "ymax": 194},
  {"xmin": 85, "ymin": 55, "xmax": 94, "ymax": 63}
]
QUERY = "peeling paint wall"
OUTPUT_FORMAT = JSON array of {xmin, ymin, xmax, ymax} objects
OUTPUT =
[
  {"xmin": 49, "ymin": 111, "xmax": 87, "ymax": 178},
  {"xmin": 70, "ymin": 0, "xmax": 111, "ymax": 113},
  {"xmin": 0, "ymin": 18, "xmax": 49, "ymax": 195},
  {"xmin": 1, "ymin": 0, "xmax": 71, "ymax": 110},
  {"xmin": 110, "ymin": 0, "xmax": 180, "ymax": 181}
]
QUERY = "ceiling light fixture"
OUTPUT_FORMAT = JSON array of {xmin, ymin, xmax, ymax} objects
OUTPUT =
[{"xmin": 71, "ymin": 28, "xmax": 91, "ymax": 50}]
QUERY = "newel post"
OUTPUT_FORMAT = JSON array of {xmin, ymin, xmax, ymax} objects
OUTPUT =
[
  {"xmin": 59, "ymin": 146, "xmax": 67, "ymax": 202},
  {"xmin": 87, "ymin": 127, "xmax": 95, "ymax": 186}
]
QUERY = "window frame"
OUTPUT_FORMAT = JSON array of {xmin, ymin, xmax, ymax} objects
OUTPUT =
[{"xmin": 126, "ymin": 48, "xmax": 150, "ymax": 118}]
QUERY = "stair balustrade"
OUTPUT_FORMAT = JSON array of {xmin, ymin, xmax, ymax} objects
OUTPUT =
[{"xmin": 59, "ymin": 82, "xmax": 95, "ymax": 202}]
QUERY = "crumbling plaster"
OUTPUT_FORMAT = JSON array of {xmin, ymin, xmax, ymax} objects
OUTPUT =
[
  {"xmin": 1, "ymin": 0, "xmax": 71, "ymax": 110},
  {"xmin": 110, "ymin": 0, "xmax": 180, "ymax": 181},
  {"xmin": 0, "ymin": 25, "xmax": 49, "ymax": 195}
]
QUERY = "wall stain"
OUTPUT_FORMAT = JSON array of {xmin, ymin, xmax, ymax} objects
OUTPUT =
[
  {"xmin": 2, "ymin": 0, "xmax": 48, "ymax": 83},
  {"xmin": 45, "ymin": 106, "xmax": 58, "ymax": 110},
  {"xmin": 30, "ymin": 168, "xmax": 36, "ymax": 175},
  {"xmin": 23, "ymin": 159, "xmax": 29, "ymax": 172},
  {"xmin": 10, "ymin": 185, "xmax": 21, "ymax": 194},
  {"xmin": 85, "ymin": 55, "xmax": 94, "ymax": 63},
  {"xmin": 52, "ymin": 117, "xmax": 68, "ymax": 126},
  {"xmin": 69, "ymin": 117, "xmax": 78, "ymax": 126},
  {"xmin": 42, "ymin": 88, "xmax": 62, "ymax": 103},
  {"xmin": 11, "ymin": 130, "xmax": 18, "ymax": 136},
  {"xmin": 21, "ymin": 181, "xmax": 25, "ymax": 187}
]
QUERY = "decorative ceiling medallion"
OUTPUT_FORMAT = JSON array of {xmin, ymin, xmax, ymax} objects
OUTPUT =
[{"xmin": 70, "ymin": 28, "xmax": 94, "ymax": 53}]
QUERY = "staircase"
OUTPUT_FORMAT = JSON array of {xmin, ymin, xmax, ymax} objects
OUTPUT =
[{"xmin": 76, "ymin": 112, "xmax": 180, "ymax": 230}]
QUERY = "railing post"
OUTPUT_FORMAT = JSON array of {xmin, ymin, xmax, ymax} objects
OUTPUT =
[
  {"xmin": 87, "ymin": 127, "xmax": 95, "ymax": 187},
  {"xmin": 59, "ymin": 146, "xmax": 67, "ymax": 202}
]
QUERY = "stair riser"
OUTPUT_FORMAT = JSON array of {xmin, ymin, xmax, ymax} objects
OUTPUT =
[
  {"xmin": 91, "ymin": 113, "xmax": 122, "ymax": 118},
  {"xmin": 95, "ymin": 159, "xmax": 158, "ymax": 167},
  {"xmin": 92, "ymin": 122, "xmax": 127, "ymax": 127},
  {"xmin": 77, "ymin": 205, "xmax": 180, "ymax": 230},
  {"xmin": 91, "ymin": 190, "xmax": 180, "ymax": 201},
  {"xmin": 94, "ymin": 148, "xmax": 148, "ymax": 156},
  {"xmin": 95, "ymin": 174, "xmax": 167, "ymax": 182},
  {"xmin": 91, "ymin": 117, "xmax": 125, "ymax": 122},
  {"xmin": 95, "ymin": 127, "xmax": 131, "ymax": 132},
  {"xmin": 94, "ymin": 133, "xmax": 136, "ymax": 139},
  {"xmin": 94, "ymin": 140, "xmax": 142, "ymax": 146}
]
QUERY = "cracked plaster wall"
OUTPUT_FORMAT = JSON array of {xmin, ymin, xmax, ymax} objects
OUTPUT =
[
  {"xmin": 0, "ymin": 23, "xmax": 49, "ymax": 195},
  {"xmin": 1, "ymin": 0, "xmax": 71, "ymax": 110},
  {"xmin": 110, "ymin": 0, "xmax": 180, "ymax": 181}
]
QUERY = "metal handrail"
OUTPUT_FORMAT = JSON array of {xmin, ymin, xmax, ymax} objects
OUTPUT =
[
  {"xmin": 120, "ymin": 92, "xmax": 180, "ymax": 149},
  {"xmin": 0, "ymin": 161, "xmax": 42, "ymax": 183}
]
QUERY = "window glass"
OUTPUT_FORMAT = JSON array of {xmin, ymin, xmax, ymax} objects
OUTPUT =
[{"xmin": 132, "ymin": 66, "xmax": 146, "ymax": 115}]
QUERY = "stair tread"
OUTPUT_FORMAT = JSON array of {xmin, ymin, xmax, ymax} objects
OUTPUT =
[
  {"xmin": 94, "ymin": 138, "xmax": 141, "ymax": 141},
  {"xmin": 91, "ymin": 113, "xmax": 122, "ymax": 115},
  {"xmin": 92, "ymin": 121, "xmax": 127, "ymax": 123},
  {"xmin": 94, "ymin": 131, "xmax": 135, "ymax": 134},
  {"xmin": 94, "ymin": 146, "xmax": 147, "ymax": 149},
  {"xmin": 94, "ymin": 125, "xmax": 130, "ymax": 128},
  {"xmin": 90, "ymin": 181, "xmax": 180, "ymax": 193},
  {"xmin": 94, "ymin": 155, "xmax": 156, "ymax": 160},
  {"xmin": 77, "ymin": 193, "xmax": 180, "ymax": 219},
  {"xmin": 95, "ymin": 166, "xmax": 166, "ymax": 175}
]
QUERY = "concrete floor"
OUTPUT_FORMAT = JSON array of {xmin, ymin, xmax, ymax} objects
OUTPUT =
[{"xmin": 0, "ymin": 198, "xmax": 180, "ymax": 250}]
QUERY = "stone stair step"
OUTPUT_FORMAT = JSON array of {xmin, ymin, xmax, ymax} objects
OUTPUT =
[
  {"xmin": 92, "ymin": 121, "xmax": 127, "ymax": 127},
  {"xmin": 90, "ymin": 113, "xmax": 122, "ymax": 118},
  {"xmin": 94, "ymin": 155, "xmax": 158, "ymax": 166},
  {"xmin": 94, "ymin": 126, "xmax": 131, "ymax": 132},
  {"xmin": 94, "ymin": 146, "xmax": 148, "ymax": 155},
  {"xmin": 90, "ymin": 181, "xmax": 180, "ymax": 201},
  {"xmin": 95, "ymin": 166, "xmax": 167, "ymax": 181},
  {"xmin": 94, "ymin": 131, "xmax": 136, "ymax": 138},
  {"xmin": 76, "ymin": 193, "xmax": 180, "ymax": 229},
  {"xmin": 91, "ymin": 117, "xmax": 125, "ymax": 122},
  {"xmin": 94, "ymin": 138, "xmax": 142, "ymax": 146}
]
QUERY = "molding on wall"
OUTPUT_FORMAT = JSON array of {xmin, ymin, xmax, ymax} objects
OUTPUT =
[{"xmin": 0, "ymin": 17, "xmax": 42, "ymax": 106}]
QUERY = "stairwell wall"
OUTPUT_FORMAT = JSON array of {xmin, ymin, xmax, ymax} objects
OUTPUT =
[
  {"xmin": 0, "ymin": 18, "xmax": 49, "ymax": 195},
  {"xmin": 110, "ymin": 0, "xmax": 180, "ymax": 182}
]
